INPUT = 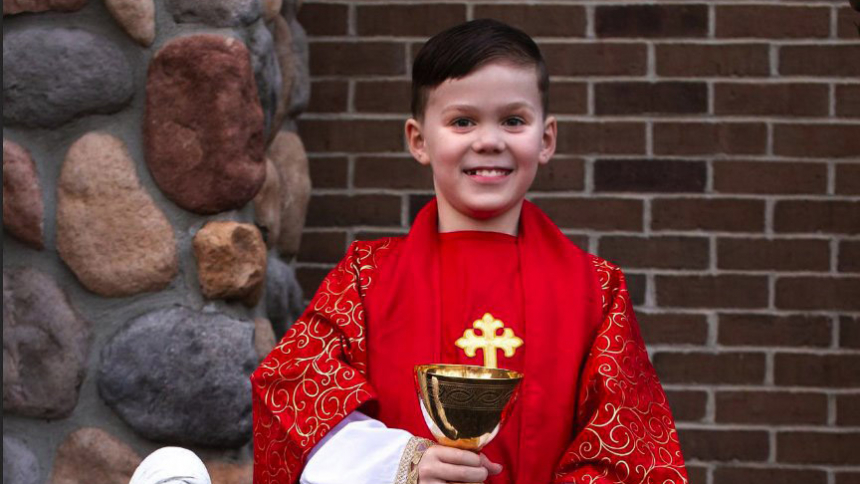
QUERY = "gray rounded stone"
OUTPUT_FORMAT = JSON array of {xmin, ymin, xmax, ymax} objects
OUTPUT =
[
  {"xmin": 98, "ymin": 307, "xmax": 257, "ymax": 448},
  {"xmin": 286, "ymin": 18, "xmax": 309, "ymax": 117},
  {"xmin": 164, "ymin": 0, "xmax": 260, "ymax": 27},
  {"xmin": 265, "ymin": 253, "xmax": 303, "ymax": 338},
  {"xmin": 3, "ymin": 267, "xmax": 91, "ymax": 419},
  {"xmin": 246, "ymin": 22, "xmax": 282, "ymax": 140},
  {"xmin": 3, "ymin": 28, "xmax": 133, "ymax": 128},
  {"xmin": 3, "ymin": 436, "xmax": 39, "ymax": 484}
]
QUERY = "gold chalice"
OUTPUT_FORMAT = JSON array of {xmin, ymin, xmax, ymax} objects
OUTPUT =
[{"xmin": 414, "ymin": 364, "xmax": 523, "ymax": 451}]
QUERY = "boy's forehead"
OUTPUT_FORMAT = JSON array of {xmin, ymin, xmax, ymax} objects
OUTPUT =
[{"xmin": 425, "ymin": 61, "xmax": 541, "ymax": 113}]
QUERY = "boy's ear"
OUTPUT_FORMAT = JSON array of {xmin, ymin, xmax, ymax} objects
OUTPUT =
[
  {"xmin": 538, "ymin": 115, "xmax": 558, "ymax": 165},
  {"xmin": 405, "ymin": 118, "xmax": 431, "ymax": 166}
]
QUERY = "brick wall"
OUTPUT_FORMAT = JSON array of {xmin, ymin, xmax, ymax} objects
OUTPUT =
[{"xmin": 294, "ymin": 2, "xmax": 860, "ymax": 482}]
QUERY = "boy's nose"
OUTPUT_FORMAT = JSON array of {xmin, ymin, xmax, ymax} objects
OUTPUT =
[{"xmin": 471, "ymin": 128, "xmax": 505, "ymax": 153}]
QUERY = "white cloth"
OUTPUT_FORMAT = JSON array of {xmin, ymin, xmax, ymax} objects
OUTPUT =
[
  {"xmin": 300, "ymin": 411, "xmax": 413, "ymax": 484},
  {"xmin": 129, "ymin": 447, "xmax": 211, "ymax": 484}
]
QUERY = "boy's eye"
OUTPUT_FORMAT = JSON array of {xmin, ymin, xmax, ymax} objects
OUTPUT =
[
  {"xmin": 452, "ymin": 118, "xmax": 474, "ymax": 128},
  {"xmin": 504, "ymin": 117, "xmax": 526, "ymax": 126}
]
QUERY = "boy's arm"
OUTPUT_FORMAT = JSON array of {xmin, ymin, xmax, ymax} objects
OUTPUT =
[
  {"xmin": 552, "ymin": 258, "xmax": 689, "ymax": 484},
  {"xmin": 251, "ymin": 242, "xmax": 381, "ymax": 484}
]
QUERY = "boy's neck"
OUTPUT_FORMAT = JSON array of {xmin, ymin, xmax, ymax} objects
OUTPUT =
[{"xmin": 436, "ymin": 197, "xmax": 523, "ymax": 236}]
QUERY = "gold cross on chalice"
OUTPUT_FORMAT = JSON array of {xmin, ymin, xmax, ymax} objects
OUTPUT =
[{"xmin": 414, "ymin": 313, "xmax": 524, "ymax": 455}]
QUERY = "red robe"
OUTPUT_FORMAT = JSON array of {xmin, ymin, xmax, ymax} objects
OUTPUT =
[{"xmin": 252, "ymin": 198, "xmax": 689, "ymax": 484}]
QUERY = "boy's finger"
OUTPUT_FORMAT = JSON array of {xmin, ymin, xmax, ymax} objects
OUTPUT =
[
  {"xmin": 431, "ymin": 446, "xmax": 483, "ymax": 467},
  {"xmin": 479, "ymin": 452, "xmax": 503, "ymax": 475},
  {"xmin": 432, "ymin": 462, "xmax": 489, "ymax": 482}
]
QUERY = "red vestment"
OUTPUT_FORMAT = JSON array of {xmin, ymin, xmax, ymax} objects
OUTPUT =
[{"xmin": 252, "ymin": 198, "xmax": 689, "ymax": 484}]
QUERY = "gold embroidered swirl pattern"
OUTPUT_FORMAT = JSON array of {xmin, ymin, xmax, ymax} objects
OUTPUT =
[
  {"xmin": 252, "ymin": 238, "xmax": 396, "ymax": 484},
  {"xmin": 552, "ymin": 256, "xmax": 688, "ymax": 484}
]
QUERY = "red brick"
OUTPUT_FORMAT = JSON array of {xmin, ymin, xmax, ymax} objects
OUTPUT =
[
  {"xmin": 531, "ymin": 197, "xmax": 643, "ymax": 231},
  {"xmin": 716, "ymin": 391, "xmax": 828, "ymax": 425},
  {"xmin": 296, "ymin": 266, "xmax": 332, "ymax": 299},
  {"xmin": 780, "ymin": 45, "xmax": 860, "ymax": 77},
  {"xmin": 774, "ymin": 200, "xmax": 860, "ymax": 234},
  {"xmin": 297, "ymin": 3, "xmax": 348, "ymax": 36},
  {"xmin": 408, "ymin": 194, "xmax": 435, "ymax": 225},
  {"xmin": 599, "ymin": 236, "xmax": 709, "ymax": 269},
  {"xmin": 679, "ymin": 429, "xmax": 770, "ymax": 461},
  {"xmin": 654, "ymin": 122, "xmax": 766, "ymax": 156},
  {"xmin": 665, "ymin": 390, "xmax": 708, "ymax": 422},
  {"xmin": 542, "ymin": 43, "xmax": 647, "ymax": 77},
  {"xmin": 472, "ymin": 4, "xmax": 586, "ymax": 37},
  {"xmin": 774, "ymin": 124, "xmax": 860, "ymax": 159},
  {"xmin": 836, "ymin": 84, "xmax": 860, "ymax": 117},
  {"xmin": 308, "ymin": 156, "xmax": 348, "ymax": 189},
  {"xmin": 637, "ymin": 312, "xmax": 709, "ymax": 345},
  {"xmin": 309, "ymin": 42, "xmax": 405, "ymax": 76},
  {"xmin": 838, "ymin": 7, "xmax": 860, "ymax": 39},
  {"xmin": 714, "ymin": 467, "xmax": 827, "ymax": 484},
  {"xmin": 653, "ymin": 352, "xmax": 766, "ymax": 385},
  {"xmin": 354, "ymin": 80, "xmax": 410, "ymax": 114},
  {"xmin": 595, "ymin": 82, "xmax": 707, "ymax": 115},
  {"xmin": 713, "ymin": 161, "xmax": 827, "ymax": 195},
  {"xmin": 298, "ymin": 230, "xmax": 348, "ymax": 264},
  {"xmin": 549, "ymin": 82, "xmax": 587, "ymax": 115},
  {"xmin": 595, "ymin": 4, "xmax": 708, "ymax": 38},
  {"xmin": 838, "ymin": 394, "xmax": 860, "ymax": 426},
  {"xmin": 556, "ymin": 122, "xmax": 645, "ymax": 155},
  {"xmin": 652, "ymin": 198, "xmax": 765, "ymax": 232},
  {"xmin": 714, "ymin": 83, "xmax": 829, "ymax": 116},
  {"xmin": 354, "ymin": 229, "xmax": 407, "ymax": 241},
  {"xmin": 778, "ymin": 431, "xmax": 860, "ymax": 465},
  {"xmin": 353, "ymin": 157, "xmax": 432, "ymax": 190},
  {"xmin": 357, "ymin": 4, "xmax": 466, "ymax": 36},
  {"xmin": 836, "ymin": 162, "xmax": 860, "ymax": 195},
  {"xmin": 842, "ymin": 316, "xmax": 860, "ymax": 349},
  {"xmin": 531, "ymin": 157, "xmax": 585, "ymax": 191},
  {"xmin": 716, "ymin": 5, "xmax": 830, "ymax": 38},
  {"xmin": 298, "ymin": 119, "xmax": 404, "ymax": 153},
  {"xmin": 657, "ymin": 44, "xmax": 770, "ymax": 77},
  {"xmin": 656, "ymin": 275, "xmax": 769, "ymax": 309},
  {"xmin": 595, "ymin": 159, "xmax": 706, "ymax": 193},
  {"xmin": 306, "ymin": 194, "xmax": 402, "ymax": 227},
  {"xmin": 717, "ymin": 237, "xmax": 830, "ymax": 271},
  {"xmin": 687, "ymin": 466, "xmax": 708, "ymax": 484},
  {"xmin": 775, "ymin": 353, "xmax": 860, "ymax": 387},
  {"xmin": 625, "ymin": 272, "xmax": 647, "ymax": 306},
  {"xmin": 838, "ymin": 473, "xmax": 860, "ymax": 484},
  {"xmin": 776, "ymin": 276, "xmax": 860, "ymax": 311},
  {"xmin": 565, "ymin": 233, "xmax": 589, "ymax": 251},
  {"xmin": 718, "ymin": 313, "xmax": 833, "ymax": 347},
  {"xmin": 840, "ymin": 240, "xmax": 860, "ymax": 272},
  {"xmin": 307, "ymin": 80, "xmax": 348, "ymax": 113}
]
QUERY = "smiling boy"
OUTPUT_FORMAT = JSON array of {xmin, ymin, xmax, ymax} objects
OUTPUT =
[{"xmin": 252, "ymin": 19, "xmax": 689, "ymax": 484}]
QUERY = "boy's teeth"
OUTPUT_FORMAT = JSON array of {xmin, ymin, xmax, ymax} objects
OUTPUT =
[{"xmin": 467, "ymin": 169, "xmax": 510, "ymax": 176}]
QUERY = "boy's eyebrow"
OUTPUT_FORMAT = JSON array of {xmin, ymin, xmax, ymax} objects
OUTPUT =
[{"xmin": 441, "ymin": 101, "xmax": 536, "ymax": 114}]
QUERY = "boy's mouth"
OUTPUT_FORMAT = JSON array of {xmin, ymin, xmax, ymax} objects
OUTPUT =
[{"xmin": 463, "ymin": 168, "xmax": 513, "ymax": 177}]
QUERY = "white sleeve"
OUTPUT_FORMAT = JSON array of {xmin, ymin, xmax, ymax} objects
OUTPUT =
[{"xmin": 299, "ymin": 411, "xmax": 413, "ymax": 484}]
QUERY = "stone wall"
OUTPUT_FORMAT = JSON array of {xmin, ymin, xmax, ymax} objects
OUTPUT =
[{"xmin": 3, "ymin": 0, "xmax": 310, "ymax": 482}]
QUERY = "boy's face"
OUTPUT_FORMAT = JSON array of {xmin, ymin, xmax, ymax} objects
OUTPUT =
[{"xmin": 406, "ymin": 61, "xmax": 557, "ymax": 225}]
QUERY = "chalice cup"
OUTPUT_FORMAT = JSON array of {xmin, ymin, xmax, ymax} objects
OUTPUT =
[{"xmin": 414, "ymin": 364, "xmax": 523, "ymax": 452}]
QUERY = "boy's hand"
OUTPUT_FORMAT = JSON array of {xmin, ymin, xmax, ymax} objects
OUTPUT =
[{"xmin": 417, "ymin": 445, "xmax": 503, "ymax": 483}]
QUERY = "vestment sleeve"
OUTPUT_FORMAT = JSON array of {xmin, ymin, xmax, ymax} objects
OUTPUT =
[
  {"xmin": 252, "ymin": 242, "xmax": 378, "ymax": 484},
  {"xmin": 552, "ymin": 259, "xmax": 689, "ymax": 483}
]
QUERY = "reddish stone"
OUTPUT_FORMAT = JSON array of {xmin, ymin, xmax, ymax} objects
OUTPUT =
[
  {"xmin": 2, "ymin": 140, "xmax": 43, "ymax": 249},
  {"xmin": 144, "ymin": 34, "xmax": 265, "ymax": 214},
  {"xmin": 3, "ymin": 0, "xmax": 85, "ymax": 15}
]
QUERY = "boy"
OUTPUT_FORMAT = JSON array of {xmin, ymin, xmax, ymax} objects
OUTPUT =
[{"xmin": 252, "ymin": 19, "xmax": 689, "ymax": 484}]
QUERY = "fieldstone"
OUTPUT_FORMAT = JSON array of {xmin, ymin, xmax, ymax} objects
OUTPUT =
[
  {"xmin": 164, "ymin": 0, "xmax": 260, "ymax": 27},
  {"xmin": 205, "ymin": 460, "xmax": 252, "ymax": 484},
  {"xmin": 98, "ymin": 307, "xmax": 257, "ymax": 448},
  {"xmin": 253, "ymin": 158, "xmax": 283, "ymax": 248},
  {"xmin": 3, "ymin": 140, "xmax": 44, "ymax": 249},
  {"xmin": 57, "ymin": 132, "xmax": 177, "ymax": 297},
  {"xmin": 3, "ymin": 0, "xmax": 85, "ymax": 15},
  {"xmin": 104, "ymin": 0, "xmax": 155, "ymax": 47},
  {"xmin": 48, "ymin": 428, "xmax": 141, "ymax": 484},
  {"xmin": 3, "ymin": 268, "xmax": 91, "ymax": 419},
  {"xmin": 268, "ymin": 16, "xmax": 295, "ymax": 143},
  {"xmin": 265, "ymin": 253, "xmax": 303, "ymax": 337},
  {"xmin": 3, "ymin": 436, "xmax": 39, "ymax": 484},
  {"xmin": 254, "ymin": 317, "xmax": 276, "ymax": 359},
  {"xmin": 193, "ymin": 221, "xmax": 267, "ymax": 307},
  {"xmin": 262, "ymin": 0, "xmax": 281, "ymax": 21},
  {"xmin": 287, "ymin": 18, "xmax": 310, "ymax": 117},
  {"xmin": 247, "ymin": 22, "xmax": 283, "ymax": 139},
  {"xmin": 269, "ymin": 131, "xmax": 311, "ymax": 258},
  {"xmin": 3, "ymin": 28, "xmax": 133, "ymax": 128},
  {"xmin": 144, "ymin": 35, "xmax": 265, "ymax": 214}
]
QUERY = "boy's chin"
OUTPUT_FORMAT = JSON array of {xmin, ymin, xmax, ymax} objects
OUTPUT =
[{"xmin": 458, "ymin": 198, "xmax": 521, "ymax": 220}]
